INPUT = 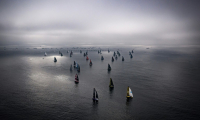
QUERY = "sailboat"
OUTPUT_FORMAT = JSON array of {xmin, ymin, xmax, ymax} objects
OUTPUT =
[
  {"xmin": 122, "ymin": 56, "xmax": 124, "ymax": 61},
  {"xmin": 75, "ymin": 74, "xmax": 79, "ymax": 83},
  {"xmin": 92, "ymin": 88, "xmax": 98, "ymax": 102},
  {"xmin": 61, "ymin": 52, "xmax": 63, "ymax": 56},
  {"xmin": 108, "ymin": 49, "xmax": 110, "ymax": 53},
  {"xmin": 80, "ymin": 50, "xmax": 82, "ymax": 53},
  {"xmin": 89, "ymin": 59, "xmax": 92, "ymax": 66},
  {"xmin": 70, "ymin": 53, "xmax": 72, "ymax": 57},
  {"xmin": 118, "ymin": 53, "xmax": 120, "ymax": 56},
  {"xmin": 113, "ymin": 51, "xmax": 116, "ymax": 56},
  {"xmin": 109, "ymin": 78, "xmax": 114, "ymax": 88},
  {"xmin": 44, "ymin": 52, "xmax": 47, "ymax": 56},
  {"xmin": 130, "ymin": 54, "xmax": 133, "ymax": 58},
  {"xmin": 108, "ymin": 64, "xmax": 111, "ymax": 71},
  {"xmin": 86, "ymin": 56, "xmax": 89, "ymax": 60},
  {"xmin": 83, "ymin": 53, "xmax": 86, "ymax": 57},
  {"xmin": 112, "ymin": 57, "xmax": 114, "ymax": 62},
  {"xmin": 132, "ymin": 50, "xmax": 134, "ymax": 53},
  {"xmin": 126, "ymin": 86, "xmax": 133, "ymax": 98},
  {"xmin": 101, "ymin": 56, "xmax": 104, "ymax": 60},
  {"xmin": 54, "ymin": 57, "xmax": 57, "ymax": 62},
  {"xmin": 115, "ymin": 55, "xmax": 118, "ymax": 60}
]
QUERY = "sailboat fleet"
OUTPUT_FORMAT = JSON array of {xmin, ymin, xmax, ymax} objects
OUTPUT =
[{"xmin": 47, "ymin": 48, "xmax": 135, "ymax": 101}]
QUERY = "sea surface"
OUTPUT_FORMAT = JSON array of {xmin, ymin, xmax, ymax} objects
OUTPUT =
[{"xmin": 0, "ymin": 45, "xmax": 200, "ymax": 120}]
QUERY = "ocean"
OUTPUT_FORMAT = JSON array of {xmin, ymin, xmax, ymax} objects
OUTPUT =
[{"xmin": 0, "ymin": 45, "xmax": 200, "ymax": 120}]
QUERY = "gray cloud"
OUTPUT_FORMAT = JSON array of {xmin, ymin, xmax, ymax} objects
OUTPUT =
[{"xmin": 0, "ymin": 0, "xmax": 200, "ymax": 45}]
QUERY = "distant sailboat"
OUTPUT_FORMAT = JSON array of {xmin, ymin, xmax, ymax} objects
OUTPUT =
[
  {"xmin": 89, "ymin": 59, "xmax": 92, "ymax": 66},
  {"xmin": 54, "ymin": 57, "xmax": 57, "ymax": 62},
  {"xmin": 115, "ymin": 55, "xmax": 118, "ymax": 60},
  {"xmin": 112, "ymin": 57, "xmax": 114, "ymax": 62},
  {"xmin": 117, "ymin": 51, "xmax": 119, "ymax": 55},
  {"xmin": 126, "ymin": 86, "xmax": 133, "ymax": 98},
  {"xmin": 61, "ymin": 53, "xmax": 63, "ymax": 56},
  {"xmin": 113, "ymin": 51, "xmax": 116, "ymax": 56},
  {"xmin": 44, "ymin": 52, "xmax": 47, "ymax": 56},
  {"xmin": 83, "ymin": 53, "xmax": 86, "ymax": 57},
  {"xmin": 109, "ymin": 78, "xmax": 114, "ymax": 88},
  {"xmin": 86, "ymin": 56, "xmax": 89, "ymax": 60},
  {"xmin": 80, "ymin": 50, "xmax": 82, "ymax": 53},
  {"xmin": 118, "ymin": 52, "xmax": 120, "ymax": 56},
  {"xmin": 108, "ymin": 49, "xmax": 110, "ymax": 53},
  {"xmin": 130, "ymin": 54, "xmax": 133, "ymax": 58},
  {"xmin": 75, "ymin": 74, "xmax": 79, "ymax": 83},
  {"xmin": 101, "ymin": 56, "xmax": 104, "ymax": 60},
  {"xmin": 93, "ymin": 88, "xmax": 98, "ymax": 102},
  {"xmin": 132, "ymin": 50, "xmax": 134, "ymax": 53},
  {"xmin": 122, "ymin": 56, "xmax": 124, "ymax": 61},
  {"xmin": 108, "ymin": 64, "xmax": 111, "ymax": 71}
]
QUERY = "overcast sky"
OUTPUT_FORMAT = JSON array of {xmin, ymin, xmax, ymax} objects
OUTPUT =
[{"xmin": 0, "ymin": 0, "xmax": 200, "ymax": 45}]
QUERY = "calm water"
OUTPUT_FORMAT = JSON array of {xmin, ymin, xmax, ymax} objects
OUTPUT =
[{"xmin": 0, "ymin": 45, "xmax": 200, "ymax": 120}]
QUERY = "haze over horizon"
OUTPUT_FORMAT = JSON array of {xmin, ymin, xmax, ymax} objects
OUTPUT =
[{"xmin": 0, "ymin": 0, "xmax": 200, "ymax": 45}]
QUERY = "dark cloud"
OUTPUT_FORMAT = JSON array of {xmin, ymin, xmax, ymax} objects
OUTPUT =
[{"xmin": 0, "ymin": 0, "xmax": 200, "ymax": 45}]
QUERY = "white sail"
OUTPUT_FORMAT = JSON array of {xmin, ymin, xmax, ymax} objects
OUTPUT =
[{"xmin": 129, "ymin": 87, "xmax": 133, "ymax": 98}]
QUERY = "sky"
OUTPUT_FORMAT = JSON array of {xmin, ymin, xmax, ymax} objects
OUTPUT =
[{"xmin": 0, "ymin": 0, "xmax": 200, "ymax": 45}]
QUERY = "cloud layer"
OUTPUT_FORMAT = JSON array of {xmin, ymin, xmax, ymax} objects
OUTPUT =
[{"xmin": 0, "ymin": 0, "xmax": 200, "ymax": 45}]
